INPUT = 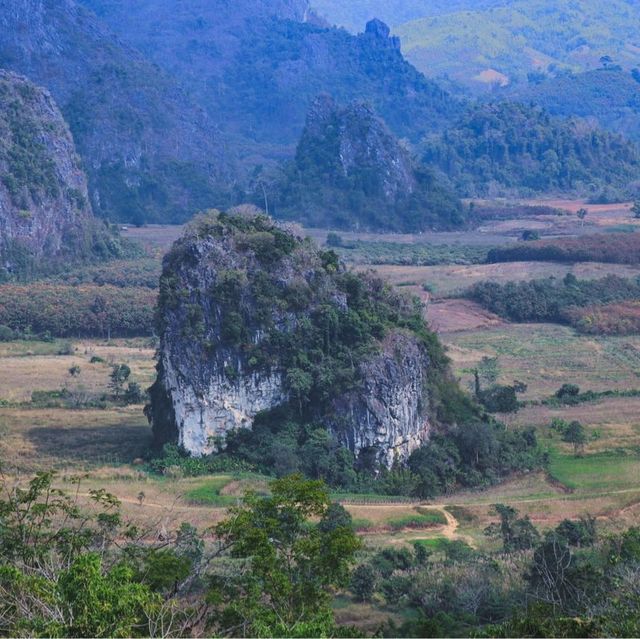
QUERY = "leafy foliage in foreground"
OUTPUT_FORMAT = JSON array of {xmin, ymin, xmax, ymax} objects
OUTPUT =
[
  {"xmin": 0, "ymin": 472, "xmax": 362, "ymax": 638},
  {"xmin": 208, "ymin": 475, "xmax": 361, "ymax": 637},
  {"xmin": 3, "ymin": 472, "xmax": 640, "ymax": 638},
  {"xmin": 0, "ymin": 473, "xmax": 172, "ymax": 637}
]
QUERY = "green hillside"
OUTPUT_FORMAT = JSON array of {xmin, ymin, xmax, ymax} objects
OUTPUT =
[
  {"xmin": 505, "ymin": 68, "xmax": 640, "ymax": 141},
  {"xmin": 311, "ymin": 0, "xmax": 506, "ymax": 30},
  {"xmin": 315, "ymin": 0, "xmax": 640, "ymax": 91},
  {"xmin": 398, "ymin": 0, "xmax": 640, "ymax": 89}
]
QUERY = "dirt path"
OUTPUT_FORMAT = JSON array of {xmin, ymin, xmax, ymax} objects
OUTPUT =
[{"xmin": 425, "ymin": 506, "xmax": 477, "ymax": 548}]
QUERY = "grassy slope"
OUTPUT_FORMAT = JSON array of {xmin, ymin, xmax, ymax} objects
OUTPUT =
[{"xmin": 393, "ymin": 0, "xmax": 640, "ymax": 86}]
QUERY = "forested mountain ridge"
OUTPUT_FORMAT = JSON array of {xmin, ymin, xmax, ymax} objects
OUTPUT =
[
  {"xmin": 397, "ymin": 0, "xmax": 640, "ymax": 90},
  {"xmin": 76, "ymin": 0, "xmax": 463, "ymax": 151},
  {"xmin": 2, "ymin": 0, "xmax": 637, "ymax": 228},
  {"xmin": 421, "ymin": 102, "xmax": 640, "ymax": 198},
  {"xmin": 314, "ymin": 0, "xmax": 640, "ymax": 93},
  {"xmin": 0, "ymin": 0, "xmax": 234, "ymax": 224},
  {"xmin": 268, "ymin": 95, "xmax": 465, "ymax": 231},
  {"xmin": 311, "ymin": 0, "xmax": 507, "ymax": 29},
  {"xmin": 0, "ymin": 71, "xmax": 130, "ymax": 279}
]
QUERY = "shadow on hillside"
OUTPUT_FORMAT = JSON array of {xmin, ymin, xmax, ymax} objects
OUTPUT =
[{"xmin": 26, "ymin": 424, "xmax": 152, "ymax": 467}]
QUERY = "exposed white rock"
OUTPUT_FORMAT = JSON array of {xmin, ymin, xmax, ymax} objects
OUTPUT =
[
  {"xmin": 161, "ymin": 351, "xmax": 287, "ymax": 456},
  {"xmin": 328, "ymin": 330, "xmax": 431, "ymax": 466}
]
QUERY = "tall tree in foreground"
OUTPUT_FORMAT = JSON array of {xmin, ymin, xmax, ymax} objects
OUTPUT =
[{"xmin": 208, "ymin": 475, "xmax": 361, "ymax": 638}]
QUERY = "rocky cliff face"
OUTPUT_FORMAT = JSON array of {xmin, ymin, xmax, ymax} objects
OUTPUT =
[
  {"xmin": 328, "ymin": 331, "xmax": 431, "ymax": 467},
  {"xmin": 149, "ymin": 210, "xmax": 435, "ymax": 466},
  {"xmin": 0, "ymin": 70, "xmax": 95, "ymax": 277},
  {"xmin": 0, "ymin": 0, "xmax": 233, "ymax": 224},
  {"xmin": 302, "ymin": 95, "xmax": 417, "ymax": 201},
  {"xmin": 272, "ymin": 96, "xmax": 465, "ymax": 231}
]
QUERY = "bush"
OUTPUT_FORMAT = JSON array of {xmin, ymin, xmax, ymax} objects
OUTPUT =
[
  {"xmin": 0, "ymin": 324, "xmax": 14, "ymax": 341},
  {"xmin": 124, "ymin": 382, "xmax": 145, "ymax": 405},
  {"xmin": 326, "ymin": 232, "xmax": 344, "ymax": 248},
  {"xmin": 556, "ymin": 384, "xmax": 580, "ymax": 401}
]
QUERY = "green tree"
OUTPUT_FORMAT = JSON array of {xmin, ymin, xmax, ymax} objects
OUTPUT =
[
  {"xmin": 522, "ymin": 229, "xmax": 540, "ymax": 241},
  {"xmin": 56, "ymin": 554, "xmax": 159, "ymax": 637},
  {"xmin": 632, "ymin": 200, "xmax": 640, "ymax": 219},
  {"xmin": 556, "ymin": 383, "xmax": 580, "ymax": 402},
  {"xmin": 485, "ymin": 504, "xmax": 540, "ymax": 552},
  {"xmin": 326, "ymin": 232, "xmax": 344, "ymax": 248},
  {"xmin": 209, "ymin": 475, "xmax": 361, "ymax": 637},
  {"xmin": 555, "ymin": 517, "xmax": 597, "ymax": 547},
  {"xmin": 0, "ymin": 472, "xmax": 170, "ymax": 637},
  {"xmin": 285, "ymin": 368, "xmax": 313, "ymax": 414},
  {"xmin": 576, "ymin": 208, "xmax": 588, "ymax": 227},
  {"xmin": 562, "ymin": 421, "xmax": 587, "ymax": 456},
  {"xmin": 109, "ymin": 364, "xmax": 131, "ymax": 398},
  {"xmin": 124, "ymin": 381, "xmax": 144, "ymax": 405},
  {"xmin": 350, "ymin": 564, "xmax": 377, "ymax": 602},
  {"xmin": 317, "ymin": 502, "xmax": 353, "ymax": 533}
]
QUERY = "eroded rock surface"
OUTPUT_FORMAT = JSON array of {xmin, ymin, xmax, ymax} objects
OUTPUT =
[{"xmin": 149, "ymin": 210, "xmax": 435, "ymax": 466}]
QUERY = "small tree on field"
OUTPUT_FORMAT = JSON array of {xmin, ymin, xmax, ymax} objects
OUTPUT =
[
  {"xmin": 124, "ymin": 382, "xmax": 144, "ymax": 405},
  {"xmin": 562, "ymin": 421, "xmax": 587, "ymax": 456},
  {"xmin": 576, "ymin": 208, "xmax": 588, "ymax": 227},
  {"xmin": 350, "ymin": 564, "xmax": 377, "ymax": 602},
  {"xmin": 485, "ymin": 504, "xmax": 540, "ymax": 552},
  {"xmin": 326, "ymin": 232, "xmax": 344, "ymax": 248},
  {"xmin": 109, "ymin": 364, "xmax": 131, "ymax": 398},
  {"xmin": 632, "ymin": 201, "xmax": 640, "ymax": 219},
  {"xmin": 556, "ymin": 383, "xmax": 580, "ymax": 402}
]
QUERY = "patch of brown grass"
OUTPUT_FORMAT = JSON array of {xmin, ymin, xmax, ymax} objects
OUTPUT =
[{"xmin": 0, "ymin": 407, "xmax": 151, "ymax": 472}]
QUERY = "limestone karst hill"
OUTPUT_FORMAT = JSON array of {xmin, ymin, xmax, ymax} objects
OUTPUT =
[
  {"xmin": 0, "ymin": 70, "xmax": 128, "ymax": 278},
  {"xmin": 147, "ymin": 209, "xmax": 469, "ymax": 468},
  {"xmin": 0, "ymin": 0, "xmax": 234, "ymax": 224},
  {"xmin": 269, "ymin": 95, "xmax": 465, "ymax": 231}
]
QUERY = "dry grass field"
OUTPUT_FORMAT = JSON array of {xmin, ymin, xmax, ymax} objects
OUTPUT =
[
  {"xmin": 0, "ymin": 326, "xmax": 638, "ymax": 548},
  {"xmin": 443, "ymin": 323, "xmax": 640, "ymax": 400}
]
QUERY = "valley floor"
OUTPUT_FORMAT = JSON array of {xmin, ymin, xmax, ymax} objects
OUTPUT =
[{"xmin": 2, "ymin": 197, "xmax": 640, "ymax": 633}]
